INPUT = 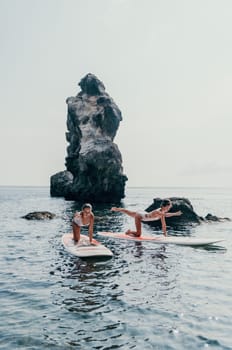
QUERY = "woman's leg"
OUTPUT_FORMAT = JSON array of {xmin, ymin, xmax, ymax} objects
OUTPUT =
[
  {"xmin": 111, "ymin": 207, "xmax": 137, "ymax": 218},
  {"xmin": 111, "ymin": 208, "xmax": 142, "ymax": 236},
  {"xmin": 125, "ymin": 213, "xmax": 142, "ymax": 237},
  {"xmin": 72, "ymin": 222, "xmax": 81, "ymax": 242}
]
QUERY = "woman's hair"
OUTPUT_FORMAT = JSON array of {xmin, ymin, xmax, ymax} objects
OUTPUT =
[
  {"xmin": 82, "ymin": 203, "xmax": 92, "ymax": 210},
  {"xmin": 160, "ymin": 199, "xmax": 171, "ymax": 208}
]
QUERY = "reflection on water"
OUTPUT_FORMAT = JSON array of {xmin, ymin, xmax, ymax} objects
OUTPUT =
[
  {"xmin": 1, "ymin": 187, "xmax": 232, "ymax": 349},
  {"xmin": 193, "ymin": 244, "xmax": 227, "ymax": 253},
  {"xmin": 51, "ymin": 244, "xmax": 178, "ymax": 349}
]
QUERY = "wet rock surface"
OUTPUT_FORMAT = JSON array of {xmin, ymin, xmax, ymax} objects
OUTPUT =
[
  {"xmin": 22, "ymin": 211, "xmax": 56, "ymax": 220},
  {"xmin": 144, "ymin": 197, "xmax": 230, "ymax": 229},
  {"xmin": 50, "ymin": 73, "xmax": 127, "ymax": 202}
]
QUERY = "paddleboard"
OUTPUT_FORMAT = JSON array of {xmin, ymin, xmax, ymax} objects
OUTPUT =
[
  {"xmin": 97, "ymin": 232, "xmax": 224, "ymax": 246},
  {"xmin": 62, "ymin": 233, "xmax": 113, "ymax": 258}
]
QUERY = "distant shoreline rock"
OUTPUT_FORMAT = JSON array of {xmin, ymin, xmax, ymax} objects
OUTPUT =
[{"xmin": 50, "ymin": 73, "xmax": 127, "ymax": 203}]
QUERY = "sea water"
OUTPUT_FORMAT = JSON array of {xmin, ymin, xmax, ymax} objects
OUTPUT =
[{"xmin": 0, "ymin": 186, "xmax": 232, "ymax": 350}]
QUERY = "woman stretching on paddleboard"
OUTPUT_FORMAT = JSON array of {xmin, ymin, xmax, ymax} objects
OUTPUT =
[
  {"xmin": 111, "ymin": 199, "xmax": 182, "ymax": 237},
  {"xmin": 72, "ymin": 203, "xmax": 94, "ymax": 244}
]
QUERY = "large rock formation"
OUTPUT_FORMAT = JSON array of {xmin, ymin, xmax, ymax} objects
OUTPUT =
[
  {"xmin": 143, "ymin": 197, "xmax": 230, "ymax": 229},
  {"xmin": 144, "ymin": 197, "xmax": 203, "ymax": 229},
  {"xmin": 50, "ymin": 73, "xmax": 127, "ymax": 202}
]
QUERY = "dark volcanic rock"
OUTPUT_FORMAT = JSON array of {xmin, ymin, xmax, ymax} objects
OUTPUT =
[
  {"xmin": 50, "ymin": 73, "xmax": 127, "ymax": 202},
  {"xmin": 50, "ymin": 171, "xmax": 73, "ymax": 197},
  {"xmin": 144, "ymin": 197, "xmax": 203, "ymax": 228},
  {"xmin": 22, "ymin": 211, "xmax": 56, "ymax": 220},
  {"xmin": 205, "ymin": 213, "xmax": 230, "ymax": 222},
  {"xmin": 144, "ymin": 197, "xmax": 230, "ymax": 229}
]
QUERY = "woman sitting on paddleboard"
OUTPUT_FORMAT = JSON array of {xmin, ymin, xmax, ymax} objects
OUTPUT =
[
  {"xmin": 111, "ymin": 199, "xmax": 182, "ymax": 237},
  {"xmin": 72, "ymin": 203, "xmax": 94, "ymax": 244}
]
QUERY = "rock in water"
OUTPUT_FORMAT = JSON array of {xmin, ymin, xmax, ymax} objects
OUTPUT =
[
  {"xmin": 50, "ymin": 73, "xmax": 127, "ymax": 202},
  {"xmin": 22, "ymin": 211, "xmax": 56, "ymax": 220},
  {"xmin": 144, "ymin": 197, "xmax": 230, "ymax": 228},
  {"xmin": 145, "ymin": 197, "xmax": 203, "ymax": 228}
]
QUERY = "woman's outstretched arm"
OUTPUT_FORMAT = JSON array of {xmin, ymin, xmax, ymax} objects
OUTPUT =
[
  {"xmin": 165, "ymin": 211, "xmax": 182, "ymax": 218},
  {"xmin": 160, "ymin": 213, "xmax": 167, "ymax": 236}
]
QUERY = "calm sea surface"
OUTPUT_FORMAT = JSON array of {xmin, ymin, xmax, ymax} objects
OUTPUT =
[{"xmin": 0, "ymin": 186, "xmax": 232, "ymax": 350}]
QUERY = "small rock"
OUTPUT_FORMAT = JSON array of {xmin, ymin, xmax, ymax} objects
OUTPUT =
[
  {"xmin": 205, "ymin": 213, "xmax": 230, "ymax": 222},
  {"xmin": 22, "ymin": 211, "xmax": 56, "ymax": 220}
]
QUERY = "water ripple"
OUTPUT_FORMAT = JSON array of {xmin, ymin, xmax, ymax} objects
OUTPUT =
[{"xmin": 1, "ymin": 187, "xmax": 232, "ymax": 349}]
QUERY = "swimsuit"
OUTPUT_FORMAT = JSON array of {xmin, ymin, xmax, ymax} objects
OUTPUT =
[
  {"xmin": 73, "ymin": 215, "xmax": 90, "ymax": 227},
  {"xmin": 137, "ymin": 211, "xmax": 149, "ymax": 220},
  {"xmin": 137, "ymin": 210, "xmax": 160, "ymax": 222}
]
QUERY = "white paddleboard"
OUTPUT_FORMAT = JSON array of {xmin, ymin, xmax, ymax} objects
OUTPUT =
[
  {"xmin": 97, "ymin": 232, "xmax": 224, "ymax": 247},
  {"xmin": 62, "ymin": 233, "xmax": 113, "ymax": 258}
]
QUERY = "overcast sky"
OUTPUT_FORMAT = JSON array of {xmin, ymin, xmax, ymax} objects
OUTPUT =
[{"xmin": 1, "ymin": 0, "xmax": 232, "ymax": 187}]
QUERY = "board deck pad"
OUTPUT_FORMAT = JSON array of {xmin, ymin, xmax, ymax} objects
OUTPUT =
[
  {"xmin": 62, "ymin": 233, "xmax": 113, "ymax": 258},
  {"xmin": 97, "ymin": 231, "xmax": 224, "ymax": 246}
]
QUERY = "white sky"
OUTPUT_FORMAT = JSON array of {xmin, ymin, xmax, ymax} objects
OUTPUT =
[{"xmin": 1, "ymin": 0, "xmax": 232, "ymax": 187}]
